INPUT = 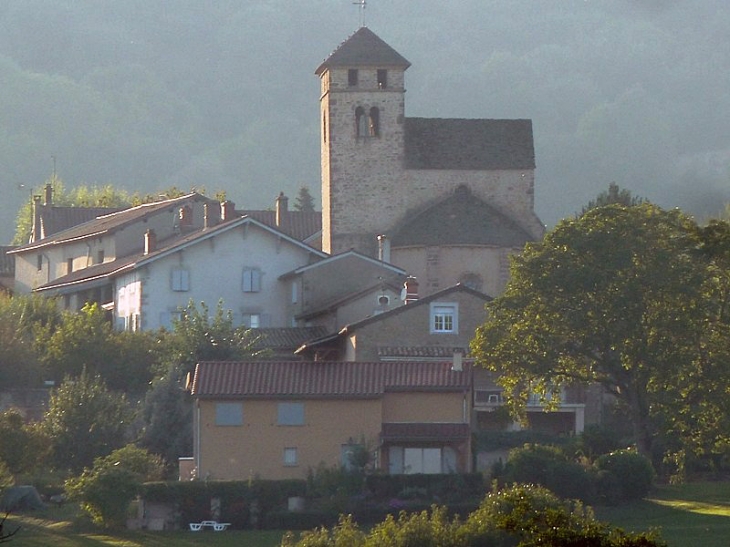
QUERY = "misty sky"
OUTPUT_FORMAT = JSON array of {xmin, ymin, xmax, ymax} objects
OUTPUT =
[{"xmin": 1, "ymin": 0, "xmax": 729, "ymax": 243}]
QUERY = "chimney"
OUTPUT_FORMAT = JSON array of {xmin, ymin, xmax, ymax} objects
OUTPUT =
[
  {"xmin": 144, "ymin": 229, "xmax": 157, "ymax": 255},
  {"xmin": 275, "ymin": 192, "xmax": 288, "ymax": 227},
  {"xmin": 221, "ymin": 200, "xmax": 236, "ymax": 221},
  {"xmin": 31, "ymin": 195, "xmax": 42, "ymax": 243},
  {"xmin": 404, "ymin": 276, "xmax": 419, "ymax": 304},
  {"xmin": 452, "ymin": 350, "xmax": 463, "ymax": 372},
  {"xmin": 44, "ymin": 183, "xmax": 53, "ymax": 206},
  {"xmin": 203, "ymin": 203, "xmax": 218, "ymax": 229},
  {"xmin": 377, "ymin": 234, "xmax": 391, "ymax": 262}
]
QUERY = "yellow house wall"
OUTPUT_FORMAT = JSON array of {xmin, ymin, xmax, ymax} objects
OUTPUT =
[
  {"xmin": 197, "ymin": 398, "xmax": 382, "ymax": 480},
  {"xmin": 382, "ymin": 391, "xmax": 467, "ymax": 423}
]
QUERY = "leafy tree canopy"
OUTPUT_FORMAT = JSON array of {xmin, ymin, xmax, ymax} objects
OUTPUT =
[
  {"xmin": 579, "ymin": 182, "xmax": 645, "ymax": 215},
  {"xmin": 471, "ymin": 203, "xmax": 730, "ymax": 467},
  {"xmin": 41, "ymin": 371, "xmax": 132, "ymax": 473}
]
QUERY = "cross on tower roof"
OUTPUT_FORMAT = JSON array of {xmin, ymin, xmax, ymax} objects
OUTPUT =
[{"xmin": 353, "ymin": 0, "xmax": 366, "ymax": 27}]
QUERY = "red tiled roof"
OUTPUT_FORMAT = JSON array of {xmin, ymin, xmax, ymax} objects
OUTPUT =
[
  {"xmin": 381, "ymin": 422, "xmax": 471, "ymax": 442},
  {"xmin": 191, "ymin": 361, "xmax": 471, "ymax": 399},
  {"xmin": 240, "ymin": 210, "xmax": 321, "ymax": 242}
]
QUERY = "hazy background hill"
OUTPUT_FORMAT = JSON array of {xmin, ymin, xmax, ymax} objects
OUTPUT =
[{"xmin": 1, "ymin": 0, "xmax": 729, "ymax": 243}]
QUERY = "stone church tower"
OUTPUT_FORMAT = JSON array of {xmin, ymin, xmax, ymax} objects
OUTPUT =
[{"xmin": 316, "ymin": 28, "xmax": 544, "ymax": 297}]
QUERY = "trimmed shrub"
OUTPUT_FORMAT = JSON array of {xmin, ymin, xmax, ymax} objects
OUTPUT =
[
  {"xmin": 501, "ymin": 443, "xmax": 595, "ymax": 502},
  {"xmin": 139, "ymin": 479, "xmax": 307, "ymax": 529},
  {"xmin": 595, "ymin": 449, "xmax": 654, "ymax": 503}
]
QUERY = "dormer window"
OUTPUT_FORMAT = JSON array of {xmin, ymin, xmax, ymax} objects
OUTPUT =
[
  {"xmin": 348, "ymin": 69, "xmax": 358, "ymax": 87},
  {"xmin": 377, "ymin": 69, "xmax": 388, "ymax": 89}
]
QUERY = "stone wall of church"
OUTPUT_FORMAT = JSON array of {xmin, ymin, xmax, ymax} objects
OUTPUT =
[{"xmin": 321, "ymin": 66, "xmax": 406, "ymax": 254}]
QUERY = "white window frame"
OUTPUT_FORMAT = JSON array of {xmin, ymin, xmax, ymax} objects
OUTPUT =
[
  {"xmin": 243, "ymin": 267, "xmax": 262, "ymax": 293},
  {"xmin": 171, "ymin": 267, "xmax": 190, "ymax": 292},
  {"xmin": 430, "ymin": 302, "xmax": 458, "ymax": 333}
]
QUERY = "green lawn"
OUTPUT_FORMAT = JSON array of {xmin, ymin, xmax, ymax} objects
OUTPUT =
[
  {"xmin": 6, "ymin": 482, "xmax": 730, "ymax": 546},
  {"xmin": 596, "ymin": 482, "xmax": 730, "ymax": 547},
  {"xmin": 3, "ymin": 508, "xmax": 287, "ymax": 547}
]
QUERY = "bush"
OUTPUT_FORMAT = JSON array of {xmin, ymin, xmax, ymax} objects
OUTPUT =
[
  {"xmin": 65, "ymin": 445, "xmax": 165, "ymax": 528},
  {"xmin": 281, "ymin": 484, "xmax": 666, "ymax": 547},
  {"xmin": 501, "ymin": 443, "xmax": 595, "ymax": 502},
  {"xmin": 66, "ymin": 466, "xmax": 138, "ymax": 528},
  {"xmin": 595, "ymin": 449, "xmax": 654, "ymax": 503}
]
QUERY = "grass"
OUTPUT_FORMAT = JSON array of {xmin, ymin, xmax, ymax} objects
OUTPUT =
[
  {"xmin": 5, "ymin": 482, "xmax": 730, "ymax": 546},
  {"xmin": 596, "ymin": 481, "xmax": 730, "ymax": 546},
  {"xmin": 3, "ymin": 504, "xmax": 286, "ymax": 547}
]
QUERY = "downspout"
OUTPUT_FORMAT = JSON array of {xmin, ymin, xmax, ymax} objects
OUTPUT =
[{"xmin": 195, "ymin": 401, "xmax": 201, "ymax": 479}]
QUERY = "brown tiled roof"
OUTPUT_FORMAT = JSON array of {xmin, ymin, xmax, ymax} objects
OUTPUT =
[
  {"xmin": 315, "ymin": 27, "xmax": 411, "ymax": 74},
  {"xmin": 251, "ymin": 327, "xmax": 329, "ymax": 351},
  {"xmin": 38, "ymin": 206, "xmax": 123, "ymax": 240},
  {"xmin": 390, "ymin": 185, "xmax": 533, "ymax": 248},
  {"xmin": 381, "ymin": 422, "xmax": 470, "ymax": 442},
  {"xmin": 12, "ymin": 193, "xmax": 215, "ymax": 253},
  {"xmin": 378, "ymin": 346, "xmax": 471, "ymax": 359},
  {"xmin": 191, "ymin": 361, "xmax": 470, "ymax": 399},
  {"xmin": 404, "ymin": 118, "xmax": 535, "ymax": 170},
  {"xmin": 240, "ymin": 210, "xmax": 321, "ymax": 242}
]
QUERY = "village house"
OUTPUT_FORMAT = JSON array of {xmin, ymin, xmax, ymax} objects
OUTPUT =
[{"xmin": 189, "ymin": 360, "xmax": 472, "ymax": 479}]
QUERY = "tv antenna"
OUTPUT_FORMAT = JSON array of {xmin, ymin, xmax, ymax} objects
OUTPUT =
[{"xmin": 353, "ymin": 0, "xmax": 366, "ymax": 27}]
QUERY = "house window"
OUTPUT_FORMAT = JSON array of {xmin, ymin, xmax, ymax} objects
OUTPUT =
[
  {"xmin": 283, "ymin": 447, "xmax": 298, "ymax": 466},
  {"xmin": 323, "ymin": 112, "xmax": 327, "ymax": 143},
  {"xmin": 96, "ymin": 250, "xmax": 105, "ymax": 265},
  {"xmin": 277, "ymin": 402, "xmax": 304, "ymax": 426},
  {"xmin": 348, "ymin": 68, "xmax": 358, "ymax": 87},
  {"xmin": 404, "ymin": 448, "xmax": 442, "ymax": 474},
  {"xmin": 242, "ymin": 268, "xmax": 261, "ymax": 292},
  {"xmin": 430, "ymin": 303, "xmax": 458, "ymax": 333},
  {"xmin": 215, "ymin": 402, "xmax": 243, "ymax": 426},
  {"xmin": 67, "ymin": 258, "xmax": 74, "ymax": 274},
  {"xmin": 245, "ymin": 313, "xmax": 260, "ymax": 328},
  {"xmin": 377, "ymin": 69, "xmax": 388, "ymax": 88},
  {"xmin": 36, "ymin": 254, "xmax": 42, "ymax": 271},
  {"xmin": 171, "ymin": 268, "xmax": 190, "ymax": 291},
  {"xmin": 291, "ymin": 281, "xmax": 298, "ymax": 304}
]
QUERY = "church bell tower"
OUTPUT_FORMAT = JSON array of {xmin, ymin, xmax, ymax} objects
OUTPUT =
[{"xmin": 316, "ymin": 28, "xmax": 411, "ymax": 255}]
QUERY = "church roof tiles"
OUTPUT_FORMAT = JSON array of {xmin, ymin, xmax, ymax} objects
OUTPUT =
[
  {"xmin": 315, "ymin": 27, "xmax": 410, "ymax": 74},
  {"xmin": 404, "ymin": 117, "xmax": 535, "ymax": 171}
]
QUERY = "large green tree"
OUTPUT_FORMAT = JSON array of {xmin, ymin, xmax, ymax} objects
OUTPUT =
[
  {"xmin": 471, "ymin": 204, "xmax": 730, "ymax": 464},
  {"xmin": 39, "ymin": 302, "xmax": 158, "ymax": 393},
  {"xmin": 0, "ymin": 293, "xmax": 59, "ymax": 388},
  {"xmin": 139, "ymin": 300, "xmax": 264, "ymax": 465},
  {"xmin": 42, "ymin": 371, "xmax": 132, "ymax": 473}
]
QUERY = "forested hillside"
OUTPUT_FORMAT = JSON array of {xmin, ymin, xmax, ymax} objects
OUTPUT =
[{"xmin": 1, "ymin": 0, "xmax": 728, "ymax": 243}]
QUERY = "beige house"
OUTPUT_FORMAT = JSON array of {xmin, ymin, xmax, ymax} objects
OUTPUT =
[{"xmin": 190, "ymin": 360, "xmax": 472, "ymax": 480}]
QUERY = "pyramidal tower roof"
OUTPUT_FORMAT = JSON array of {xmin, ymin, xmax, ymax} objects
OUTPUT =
[{"xmin": 315, "ymin": 27, "xmax": 411, "ymax": 75}]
